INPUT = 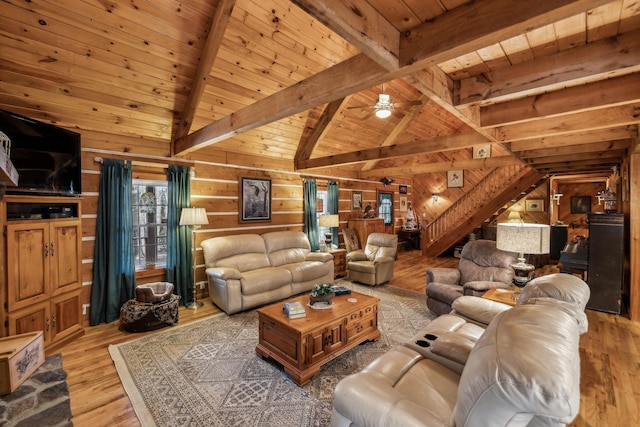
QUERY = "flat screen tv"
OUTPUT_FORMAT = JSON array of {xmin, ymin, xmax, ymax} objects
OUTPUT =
[{"xmin": 0, "ymin": 108, "xmax": 82, "ymax": 196}]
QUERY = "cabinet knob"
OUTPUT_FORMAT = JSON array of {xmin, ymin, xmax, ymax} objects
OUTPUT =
[
  {"xmin": 45, "ymin": 243, "xmax": 48, "ymax": 257},
  {"xmin": 50, "ymin": 242, "xmax": 55, "ymax": 256}
]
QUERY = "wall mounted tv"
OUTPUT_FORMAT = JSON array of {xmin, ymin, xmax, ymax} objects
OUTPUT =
[{"xmin": 0, "ymin": 108, "xmax": 81, "ymax": 196}]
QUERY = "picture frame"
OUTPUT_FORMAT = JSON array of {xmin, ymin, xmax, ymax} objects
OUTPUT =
[
  {"xmin": 399, "ymin": 185, "xmax": 408, "ymax": 194},
  {"xmin": 447, "ymin": 170, "xmax": 464, "ymax": 188},
  {"xmin": 473, "ymin": 144, "xmax": 491, "ymax": 159},
  {"xmin": 240, "ymin": 177, "xmax": 271, "ymax": 222},
  {"xmin": 525, "ymin": 199, "xmax": 544, "ymax": 212},
  {"xmin": 352, "ymin": 191, "xmax": 362, "ymax": 211},
  {"xmin": 399, "ymin": 196, "xmax": 408, "ymax": 212},
  {"xmin": 570, "ymin": 196, "xmax": 591, "ymax": 214}
]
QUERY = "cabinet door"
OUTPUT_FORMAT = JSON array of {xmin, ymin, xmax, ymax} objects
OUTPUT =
[
  {"xmin": 49, "ymin": 220, "xmax": 82, "ymax": 296},
  {"xmin": 50, "ymin": 289, "xmax": 83, "ymax": 344},
  {"xmin": 6, "ymin": 223, "xmax": 50, "ymax": 311},
  {"xmin": 305, "ymin": 320, "xmax": 345, "ymax": 366},
  {"xmin": 8, "ymin": 301, "xmax": 52, "ymax": 346}
]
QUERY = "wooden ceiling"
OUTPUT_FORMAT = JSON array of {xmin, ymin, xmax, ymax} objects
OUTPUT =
[{"xmin": 1, "ymin": 0, "xmax": 639, "ymax": 179}]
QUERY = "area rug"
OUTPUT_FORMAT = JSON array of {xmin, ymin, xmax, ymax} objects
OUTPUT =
[
  {"xmin": 109, "ymin": 282, "xmax": 435, "ymax": 427},
  {"xmin": 0, "ymin": 353, "xmax": 72, "ymax": 427}
]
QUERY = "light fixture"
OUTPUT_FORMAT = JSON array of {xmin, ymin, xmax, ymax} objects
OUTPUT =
[
  {"xmin": 319, "ymin": 214, "xmax": 339, "ymax": 248},
  {"xmin": 374, "ymin": 85, "xmax": 394, "ymax": 119},
  {"xmin": 179, "ymin": 207, "xmax": 209, "ymax": 309},
  {"xmin": 496, "ymin": 222, "xmax": 550, "ymax": 288},
  {"xmin": 507, "ymin": 211, "xmax": 522, "ymax": 222},
  {"xmin": 551, "ymin": 189, "xmax": 563, "ymax": 205},
  {"xmin": 431, "ymin": 193, "xmax": 438, "ymax": 203}
]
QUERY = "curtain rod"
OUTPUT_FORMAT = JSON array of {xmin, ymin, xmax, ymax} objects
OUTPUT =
[{"xmin": 93, "ymin": 156, "xmax": 189, "ymax": 169}]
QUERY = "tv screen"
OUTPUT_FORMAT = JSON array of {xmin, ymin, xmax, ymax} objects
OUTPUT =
[{"xmin": 0, "ymin": 109, "xmax": 81, "ymax": 196}]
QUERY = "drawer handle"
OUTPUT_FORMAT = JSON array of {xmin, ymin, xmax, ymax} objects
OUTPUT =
[
  {"xmin": 365, "ymin": 307, "xmax": 372, "ymax": 313},
  {"xmin": 350, "ymin": 313, "xmax": 358, "ymax": 320}
]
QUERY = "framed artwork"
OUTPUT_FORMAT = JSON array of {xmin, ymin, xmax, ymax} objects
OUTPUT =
[
  {"xmin": 240, "ymin": 177, "xmax": 271, "ymax": 222},
  {"xmin": 525, "ymin": 199, "xmax": 544, "ymax": 212},
  {"xmin": 473, "ymin": 144, "xmax": 491, "ymax": 159},
  {"xmin": 352, "ymin": 191, "xmax": 362, "ymax": 211},
  {"xmin": 399, "ymin": 196, "xmax": 408, "ymax": 212},
  {"xmin": 570, "ymin": 196, "xmax": 591, "ymax": 214},
  {"xmin": 447, "ymin": 170, "xmax": 464, "ymax": 188},
  {"xmin": 399, "ymin": 185, "xmax": 408, "ymax": 194}
]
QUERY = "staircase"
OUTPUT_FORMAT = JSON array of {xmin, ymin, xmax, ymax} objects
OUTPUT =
[{"xmin": 423, "ymin": 165, "xmax": 545, "ymax": 257}]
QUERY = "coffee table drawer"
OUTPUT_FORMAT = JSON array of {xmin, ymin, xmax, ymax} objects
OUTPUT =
[
  {"xmin": 346, "ymin": 312, "xmax": 377, "ymax": 343},
  {"xmin": 345, "ymin": 303, "xmax": 376, "ymax": 326}
]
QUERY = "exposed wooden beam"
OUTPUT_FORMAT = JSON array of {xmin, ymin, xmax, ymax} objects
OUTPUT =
[
  {"xmin": 510, "ymin": 127, "xmax": 636, "ymax": 151},
  {"xmin": 172, "ymin": 0, "xmax": 236, "ymax": 143},
  {"xmin": 458, "ymin": 27, "xmax": 640, "ymax": 106},
  {"xmin": 360, "ymin": 94, "xmax": 429, "ymax": 171},
  {"xmin": 481, "ymin": 72, "xmax": 640, "ymax": 127},
  {"xmin": 174, "ymin": 0, "xmax": 609, "ymax": 155},
  {"xmin": 518, "ymin": 140, "xmax": 630, "ymax": 159},
  {"xmin": 361, "ymin": 155, "xmax": 522, "ymax": 178},
  {"xmin": 294, "ymin": 97, "xmax": 348, "ymax": 162},
  {"xmin": 296, "ymin": 131, "xmax": 488, "ymax": 170},
  {"xmin": 291, "ymin": 0, "xmax": 400, "ymax": 71},
  {"xmin": 525, "ymin": 149, "xmax": 627, "ymax": 165}
]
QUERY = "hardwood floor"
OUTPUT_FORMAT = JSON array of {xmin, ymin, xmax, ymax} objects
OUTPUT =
[{"xmin": 54, "ymin": 250, "xmax": 639, "ymax": 426}]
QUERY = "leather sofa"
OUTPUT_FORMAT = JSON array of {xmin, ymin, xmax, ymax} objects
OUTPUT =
[
  {"xmin": 346, "ymin": 233, "xmax": 398, "ymax": 286},
  {"xmin": 426, "ymin": 239, "xmax": 517, "ymax": 315},
  {"xmin": 201, "ymin": 231, "xmax": 334, "ymax": 314},
  {"xmin": 332, "ymin": 273, "xmax": 589, "ymax": 427}
]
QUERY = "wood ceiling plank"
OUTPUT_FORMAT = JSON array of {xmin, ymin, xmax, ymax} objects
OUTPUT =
[
  {"xmin": 457, "ymin": 27, "xmax": 640, "ymax": 105},
  {"xmin": 554, "ymin": 13, "xmax": 587, "ymax": 50},
  {"xmin": 525, "ymin": 149, "xmax": 627, "ymax": 165},
  {"xmin": 586, "ymin": 0, "xmax": 623, "ymax": 41},
  {"xmin": 519, "ymin": 140, "xmax": 630, "ymax": 158},
  {"xmin": 291, "ymin": 0, "xmax": 400, "ymax": 71},
  {"xmin": 510, "ymin": 126, "xmax": 637, "ymax": 150},
  {"xmin": 480, "ymin": 72, "xmax": 640, "ymax": 126},
  {"xmin": 499, "ymin": 34, "xmax": 535, "ymax": 65}
]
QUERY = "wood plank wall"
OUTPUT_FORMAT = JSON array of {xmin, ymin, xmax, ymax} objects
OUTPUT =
[{"xmin": 78, "ymin": 129, "xmax": 411, "ymax": 326}]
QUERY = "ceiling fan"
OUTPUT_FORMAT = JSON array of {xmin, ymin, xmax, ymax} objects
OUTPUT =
[{"xmin": 346, "ymin": 83, "xmax": 423, "ymax": 119}]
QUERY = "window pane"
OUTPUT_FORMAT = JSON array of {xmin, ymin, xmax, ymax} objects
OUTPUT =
[{"xmin": 132, "ymin": 180, "xmax": 168, "ymax": 269}]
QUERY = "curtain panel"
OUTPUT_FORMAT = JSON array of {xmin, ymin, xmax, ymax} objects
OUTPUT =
[
  {"xmin": 90, "ymin": 159, "xmax": 135, "ymax": 326},
  {"xmin": 328, "ymin": 181, "xmax": 339, "ymax": 246},
  {"xmin": 166, "ymin": 165, "xmax": 192, "ymax": 305},
  {"xmin": 304, "ymin": 179, "xmax": 319, "ymax": 251}
]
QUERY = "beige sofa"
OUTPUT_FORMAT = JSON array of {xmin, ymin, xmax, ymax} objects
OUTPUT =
[
  {"xmin": 201, "ymin": 231, "xmax": 334, "ymax": 314},
  {"xmin": 332, "ymin": 274, "xmax": 590, "ymax": 427}
]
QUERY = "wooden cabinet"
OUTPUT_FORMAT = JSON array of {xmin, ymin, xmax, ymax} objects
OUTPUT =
[
  {"xmin": 2, "ymin": 196, "xmax": 83, "ymax": 349},
  {"xmin": 348, "ymin": 218, "xmax": 385, "ymax": 248},
  {"xmin": 328, "ymin": 248, "xmax": 346, "ymax": 278}
]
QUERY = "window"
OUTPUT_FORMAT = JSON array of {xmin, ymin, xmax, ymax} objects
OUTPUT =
[
  {"xmin": 317, "ymin": 191, "xmax": 328, "ymax": 242},
  {"xmin": 378, "ymin": 191, "xmax": 393, "ymax": 226},
  {"xmin": 132, "ymin": 180, "xmax": 168, "ymax": 270}
]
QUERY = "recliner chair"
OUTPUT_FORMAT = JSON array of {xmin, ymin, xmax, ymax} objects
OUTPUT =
[
  {"xmin": 346, "ymin": 233, "xmax": 398, "ymax": 286},
  {"xmin": 426, "ymin": 240, "xmax": 516, "ymax": 315}
]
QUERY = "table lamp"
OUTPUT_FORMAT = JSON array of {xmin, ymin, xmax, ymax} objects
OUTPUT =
[
  {"xmin": 319, "ymin": 214, "xmax": 339, "ymax": 247},
  {"xmin": 496, "ymin": 222, "xmax": 550, "ymax": 288},
  {"xmin": 179, "ymin": 207, "xmax": 209, "ymax": 309}
]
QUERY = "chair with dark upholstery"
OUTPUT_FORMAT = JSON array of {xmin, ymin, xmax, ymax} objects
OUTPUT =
[
  {"xmin": 426, "ymin": 240, "xmax": 517, "ymax": 315},
  {"xmin": 120, "ymin": 282, "xmax": 179, "ymax": 332},
  {"xmin": 346, "ymin": 233, "xmax": 398, "ymax": 286}
]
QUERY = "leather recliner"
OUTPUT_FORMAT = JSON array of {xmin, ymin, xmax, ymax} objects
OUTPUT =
[{"xmin": 346, "ymin": 232, "xmax": 398, "ymax": 286}]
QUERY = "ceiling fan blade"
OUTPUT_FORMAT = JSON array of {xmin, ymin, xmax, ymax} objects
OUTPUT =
[
  {"xmin": 394, "ymin": 100, "xmax": 424, "ymax": 107},
  {"xmin": 346, "ymin": 105, "xmax": 375, "ymax": 110}
]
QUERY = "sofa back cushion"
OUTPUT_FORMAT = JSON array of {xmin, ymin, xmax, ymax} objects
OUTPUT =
[
  {"xmin": 519, "ymin": 273, "xmax": 590, "ymax": 309},
  {"xmin": 262, "ymin": 231, "xmax": 310, "ymax": 267},
  {"xmin": 364, "ymin": 233, "xmax": 398, "ymax": 260},
  {"xmin": 454, "ymin": 302, "xmax": 581, "ymax": 427},
  {"xmin": 459, "ymin": 240, "xmax": 516, "ymax": 285},
  {"xmin": 201, "ymin": 234, "xmax": 270, "ymax": 272}
]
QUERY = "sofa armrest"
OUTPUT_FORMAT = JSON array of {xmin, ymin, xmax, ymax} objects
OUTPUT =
[
  {"xmin": 205, "ymin": 267, "xmax": 242, "ymax": 280},
  {"xmin": 305, "ymin": 252, "xmax": 333, "ymax": 262},
  {"xmin": 450, "ymin": 296, "xmax": 511, "ymax": 327},
  {"xmin": 430, "ymin": 332, "xmax": 476, "ymax": 366},
  {"xmin": 427, "ymin": 267, "xmax": 460, "ymax": 285},
  {"xmin": 347, "ymin": 250, "xmax": 367, "ymax": 262}
]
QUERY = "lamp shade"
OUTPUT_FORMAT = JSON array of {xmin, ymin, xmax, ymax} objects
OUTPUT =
[
  {"xmin": 496, "ymin": 223, "xmax": 550, "ymax": 255},
  {"xmin": 319, "ymin": 214, "xmax": 339, "ymax": 228},
  {"xmin": 179, "ymin": 207, "xmax": 209, "ymax": 226},
  {"xmin": 507, "ymin": 211, "xmax": 522, "ymax": 222}
]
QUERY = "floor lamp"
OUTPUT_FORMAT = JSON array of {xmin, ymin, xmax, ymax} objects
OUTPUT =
[{"xmin": 179, "ymin": 207, "xmax": 209, "ymax": 309}]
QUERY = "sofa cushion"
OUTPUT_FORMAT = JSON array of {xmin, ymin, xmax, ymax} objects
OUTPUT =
[
  {"xmin": 240, "ymin": 267, "xmax": 292, "ymax": 296},
  {"xmin": 282, "ymin": 261, "xmax": 330, "ymax": 283},
  {"xmin": 201, "ymin": 234, "xmax": 270, "ymax": 272},
  {"xmin": 454, "ymin": 303, "xmax": 581, "ymax": 427},
  {"xmin": 262, "ymin": 231, "xmax": 310, "ymax": 267}
]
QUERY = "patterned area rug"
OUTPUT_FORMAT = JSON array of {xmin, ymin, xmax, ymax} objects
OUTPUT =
[{"xmin": 109, "ymin": 282, "xmax": 435, "ymax": 427}]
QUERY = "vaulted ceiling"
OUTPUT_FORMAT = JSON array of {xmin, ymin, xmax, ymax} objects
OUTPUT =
[{"xmin": 1, "ymin": 0, "xmax": 639, "ymax": 180}]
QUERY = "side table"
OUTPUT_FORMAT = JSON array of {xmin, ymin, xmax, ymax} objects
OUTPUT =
[
  {"xmin": 328, "ymin": 248, "xmax": 347, "ymax": 278},
  {"xmin": 481, "ymin": 287, "xmax": 517, "ymax": 306}
]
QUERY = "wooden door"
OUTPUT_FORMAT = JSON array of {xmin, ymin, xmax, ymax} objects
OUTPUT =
[
  {"xmin": 7, "ymin": 301, "xmax": 52, "ymax": 346},
  {"xmin": 50, "ymin": 289, "xmax": 83, "ymax": 344},
  {"xmin": 49, "ymin": 220, "xmax": 82, "ymax": 296},
  {"xmin": 6, "ymin": 222, "xmax": 50, "ymax": 311}
]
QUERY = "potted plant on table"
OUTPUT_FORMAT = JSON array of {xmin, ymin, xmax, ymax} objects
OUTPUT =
[{"xmin": 310, "ymin": 283, "xmax": 335, "ymax": 305}]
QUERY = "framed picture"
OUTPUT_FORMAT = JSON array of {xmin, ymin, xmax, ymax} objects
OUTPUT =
[
  {"xmin": 240, "ymin": 177, "xmax": 271, "ymax": 222},
  {"xmin": 352, "ymin": 191, "xmax": 362, "ymax": 211},
  {"xmin": 473, "ymin": 144, "xmax": 491, "ymax": 159},
  {"xmin": 399, "ymin": 196, "xmax": 408, "ymax": 212},
  {"xmin": 571, "ymin": 196, "xmax": 591, "ymax": 214},
  {"xmin": 399, "ymin": 185, "xmax": 408, "ymax": 194},
  {"xmin": 525, "ymin": 199, "xmax": 544, "ymax": 212},
  {"xmin": 447, "ymin": 170, "xmax": 464, "ymax": 188}
]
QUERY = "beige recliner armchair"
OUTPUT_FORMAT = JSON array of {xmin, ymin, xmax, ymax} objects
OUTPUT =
[{"xmin": 346, "ymin": 233, "xmax": 398, "ymax": 286}]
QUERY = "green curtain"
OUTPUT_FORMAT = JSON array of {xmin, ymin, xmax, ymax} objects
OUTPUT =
[
  {"xmin": 304, "ymin": 179, "xmax": 319, "ymax": 251},
  {"xmin": 328, "ymin": 181, "xmax": 339, "ymax": 246},
  {"xmin": 90, "ymin": 159, "xmax": 135, "ymax": 326},
  {"xmin": 166, "ymin": 165, "xmax": 192, "ymax": 305}
]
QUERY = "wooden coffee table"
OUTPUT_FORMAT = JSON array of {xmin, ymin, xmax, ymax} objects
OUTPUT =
[{"xmin": 256, "ymin": 291, "xmax": 380, "ymax": 386}]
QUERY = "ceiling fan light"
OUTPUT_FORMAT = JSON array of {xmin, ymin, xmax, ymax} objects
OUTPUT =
[{"xmin": 375, "ymin": 108, "xmax": 392, "ymax": 118}]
